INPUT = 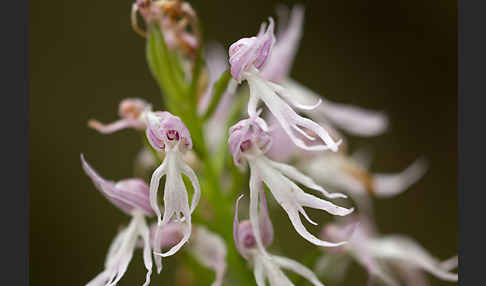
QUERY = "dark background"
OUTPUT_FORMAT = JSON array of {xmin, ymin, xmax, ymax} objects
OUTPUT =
[{"xmin": 30, "ymin": 0, "xmax": 457, "ymax": 285}]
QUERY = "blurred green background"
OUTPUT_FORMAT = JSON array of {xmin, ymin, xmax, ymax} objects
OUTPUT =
[{"xmin": 30, "ymin": 0, "xmax": 457, "ymax": 285}]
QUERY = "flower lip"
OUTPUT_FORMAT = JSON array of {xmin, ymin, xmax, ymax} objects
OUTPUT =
[
  {"xmin": 144, "ymin": 111, "xmax": 192, "ymax": 152},
  {"xmin": 228, "ymin": 116, "xmax": 272, "ymax": 168},
  {"xmin": 228, "ymin": 18, "xmax": 275, "ymax": 81}
]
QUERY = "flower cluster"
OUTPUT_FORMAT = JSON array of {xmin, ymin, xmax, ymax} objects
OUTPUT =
[{"xmin": 78, "ymin": 2, "xmax": 458, "ymax": 286}]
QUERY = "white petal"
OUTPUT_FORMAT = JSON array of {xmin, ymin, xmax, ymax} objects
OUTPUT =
[
  {"xmin": 440, "ymin": 255, "xmax": 458, "ymax": 271},
  {"xmin": 372, "ymin": 158, "xmax": 428, "ymax": 198},
  {"xmin": 285, "ymin": 206, "xmax": 347, "ymax": 247},
  {"xmin": 149, "ymin": 159, "xmax": 168, "ymax": 224},
  {"xmin": 85, "ymin": 270, "xmax": 111, "ymax": 286},
  {"xmin": 261, "ymin": 5, "xmax": 304, "ymax": 81},
  {"xmin": 283, "ymin": 78, "xmax": 388, "ymax": 136},
  {"xmin": 272, "ymin": 255, "xmax": 324, "ymax": 286},
  {"xmin": 178, "ymin": 159, "xmax": 201, "ymax": 214},
  {"xmin": 247, "ymin": 74, "xmax": 341, "ymax": 152},
  {"xmin": 353, "ymin": 249, "xmax": 400, "ymax": 286},
  {"xmin": 104, "ymin": 229, "xmax": 127, "ymax": 268},
  {"xmin": 160, "ymin": 151, "xmax": 188, "ymax": 226},
  {"xmin": 105, "ymin": 216, "xmax": 140, "ymax": 286},
  {"xmin": 370, "ymin": 235, "xmax": 458, "ymax": 282},
  {"xmin": 249, "ymin": 170, "xmax": 270, "ymax": 256},
  {"xmin": 267, "ymin": 81, "xmax": 322, "ymax": 111},
  {"xmin": 267, "ymin": 157, "xmax": 347, "ymax": 199},
  {"xmin": 137, "ymin": 216, "xmax": 153, "ymax": 286},
  {"xmin": 253, "ymin": 256, "xmax": 267, "ymax": 286},
  {"xmin": 260, "ymin": 255, "xmax": 294, "ymax": 286},
  {"xmin": 252, "ymin": 158, "xmax": 352, "ymax": 247},
  {"xmin": 301, "ymin": 154, "xmax": 368, "ymax": 197}
]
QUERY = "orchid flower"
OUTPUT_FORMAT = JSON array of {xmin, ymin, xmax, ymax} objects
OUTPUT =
[
  {"xmin": 88, "ymin": 98, "xmax": 150, "ymax": 134},
  {"xmin": 149, "ymin": 223, "xmax": 227, "ymax": 286},
  {"xmin": 229, "ymin": 116, "xmax": 353, "ymax": 249},
  {"xmin": 228, "ymin": 18, "xmax": 342, "ymax": 152},
  {"xmin": 261, "ymin": 5, "xmax": 388, "ymax": 137},
  {"xmin": 80, "ymin": 155, "xmax": 154, "ymax": 286},
  {"xmin": 143, "ymin": 110, "xmax": 201, "ymax": 272},
  {"xmin": 234, "ymin": 193, "xmax": 326, "ymax": 286},
  {"xmin": 319, "ymin": 215, "xmax": 459, "ymax": 286},
  {"xmin": 300, "ymin": 151, "xmax": 428, "ymax": 214}
]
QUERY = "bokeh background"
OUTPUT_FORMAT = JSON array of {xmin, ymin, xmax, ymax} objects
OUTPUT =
[{"xmin": 30, "ymin": 0, "xmax": 457, "ymax": 285}]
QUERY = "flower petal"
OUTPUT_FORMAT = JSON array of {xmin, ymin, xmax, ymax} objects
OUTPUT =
[
  {"xmin": 88, "ymin": 215, "xmax": 141, "ymax": 286},
  {"xmin": 261, "ymin": 5, "xmax": 305, "ymax": 81},
  {"xmin": 178, "ymin": 159, "xmax": 201, "ymax": 214},
  {"xmin": 258, "ymin": 187, "xmax": 274, "ymax": 248},
  {"xmin": 247, "ymin": 73, "xmax": 341, "ymax": 152},
  {"xmin": 440, "ymin": 255, "xmax": 458, "ymax": 271},
  {"xmin": 272, "ymin": 255, "xmax": 324, "ymax": 286},
  {"xmin": 267, "ymin": 81, "xmax": 322, "ymax": 111},
  {"xmin": 88, "ymin": 118, "xmax": 143, "ymax": 134},
  {"xmin": 233, "ymin": 194, "xmax": 245, "ymax": 257},
  {"xmin": 149, "ymin": 158, "xmax": 168, "ymax": 224},
  {"xmin": 370, "ymin": 235, "xmax": 458, "ymax": 282},
  {"xmin": 138, "ymin": 217, "xmax": 153, "ymax": 286},
  {"xmin": 81, "ymin": 154, "xmax": 144, "ymax": 215},
  {"xmin": 283, "ymin": 78, "xmax": 389, "ymax": 136},
  {"xmin": 251, "ymin": 157, "xmax": 352, "ymax": 247},
  {"xmin": 267, "ymin": 157, "xmax": 347, "ymax": 199},
  {"xmin": 249, "ymin": 172, "xmax": 269, "ymax": 256},
  {"xmin": 372, "ymin": 158, "xmax": 428, "ymax": 198},
  {"xmin": 253, "ymin": 257, "xmax": 266, "ymax": 286}
]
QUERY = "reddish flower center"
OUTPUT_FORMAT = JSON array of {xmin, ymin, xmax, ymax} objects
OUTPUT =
[
  {"xmin": 166, "ymin": 130, "xmax": 180, "ymax": 141},
  {"xmin": 243, "ymin": 234, "xmax": 256, "ymax": 248},
  {"xmin": 240, "ymin": 140, "xmax": 252, "ymax": 152}
]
